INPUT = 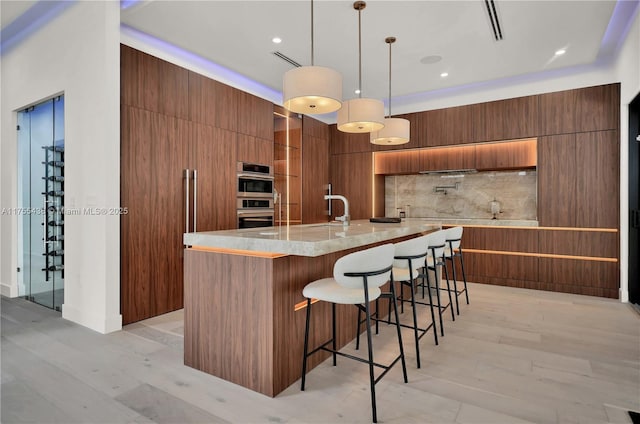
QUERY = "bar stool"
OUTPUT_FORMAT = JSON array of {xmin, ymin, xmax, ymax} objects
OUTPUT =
[
  {"xmin": 385, "ymin": 235, "xmax": 439, "ymax": 369},
  {"xmin": 417, "ymin": 230, "xmax": 456, "ymax": 337},
  {"xmin": 442, "ymin": 226, "xmax": 470, "ymax": 315},
  {"xmin": 300, "ymin": 243, "xmax": 408, "ymax": 424}
]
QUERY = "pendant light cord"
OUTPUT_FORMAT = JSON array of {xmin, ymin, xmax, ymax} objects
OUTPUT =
[
  {"xmin": 388, "ymin": 41, "xmax": 392, "ymax": 117},
  {"xmin": 310, "ymin": 0, "xmax": 314, "ymax": 66},
  {"xmin": 358, "ymin": 6, "xmax": 362, "ymax": 98}
]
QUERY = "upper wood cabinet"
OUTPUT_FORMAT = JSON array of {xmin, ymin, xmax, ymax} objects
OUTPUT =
[
  {"xmin": 475, "ymin": 139, "xmax": 537, "ymax": 170},
  {"xmin": 236, "ymin": 91, "xmax": 274, "ymax": 140},
  {"xmin": 237, "ymin": 134, "xmax": 273, "ymax": 166},
  {"xmin": 121, "ymin": 45, "xmax": 189, "ymax": 120},
  {"xmin": 419, "ymin": 145, "xmax": 476, "ymax": 171},
  {"xmin": 472, "ymin": 96, "xmax": 539, "ymax": 142},
  {"xmin": 374, "ymin": 150, "xmax": 421, "ymax": 175},
  {"xmin": 425, "ymin": 105, "xmax": 474, "ymax": 146},
  {"xmin": 537, "ymin": 134, "xmax": 577, "ymax": 227},
  {"xmin": 575, "ymin": 84, "xmax": 620, "ymax": 133},
  {"xmin": 188, "ymin": 72, "xmax": 239, "ymax": 132},
  {"xmin": 330, "ymin": 152, "xmax": 375, "ymax": 220},
  {"xmin": 539, "ymin": 83, "xmax": 620, "ymax": 136}
]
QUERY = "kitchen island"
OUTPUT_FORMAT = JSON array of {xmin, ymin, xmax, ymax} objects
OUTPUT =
[{"xmin": 183, "ymin": 220, "xmax": 440, "ymax": 397}]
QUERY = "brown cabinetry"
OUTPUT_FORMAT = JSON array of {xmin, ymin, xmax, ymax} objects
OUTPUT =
[
  {"xmin": 475, "ymin": 139, "xmax": 536, "ymax": 170},
  {"xmin": 539, "ymin": 83, "xmax": 620, "ymax": 135},
  {"xmin": 329, "ymin": 125, "xmax": 371, "ymax": 154},
  {"xmin": 425, "ymin": 105, "xmax": 474, "ymax": 146},
  {"xmin": 575, "ymin": 130, "xmax": 619, "ymax": 228},
  {"xmin": 472, "ymin": 96, "xmax": 538, "ymax": 142},
  {"xmin": 374, "ymin": 150, "xmax": 421, "ymax": 175},
  {"xmin": 302, "ymin": 116, "xmax": 330, "ymax": 224},
  {"xmin": 420, "ymin": 145, "xmax": 476, "ymax": 171},
  {"xmin": 330, "ymin": 152, "xmax": 378, "ymax": 220},
  {"xmin": 459, "ymin": 226, "xmax": 618, "ymax": 298},
  {"xmin": 537, "ymin": 134, "xmax": 577, "ymax": 227}
]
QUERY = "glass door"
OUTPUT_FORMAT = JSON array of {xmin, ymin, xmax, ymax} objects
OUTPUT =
[{"xmin": 17, "ymin": 96, "xmax": 64, "ymax": 311}]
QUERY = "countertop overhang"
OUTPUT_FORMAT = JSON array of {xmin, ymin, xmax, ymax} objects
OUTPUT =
[{"xmin": 184, "ymin": 220, "xmax": 442, "ymax": 257}]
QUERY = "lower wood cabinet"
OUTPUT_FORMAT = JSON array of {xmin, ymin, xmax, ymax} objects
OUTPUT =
[{"xmin": 454, "ymin": 226, "xmax": 619, "ymax": 299}]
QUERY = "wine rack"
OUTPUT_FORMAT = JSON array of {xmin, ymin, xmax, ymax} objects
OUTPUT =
[{"xmin": 42, "ymin": 144, "xmax": 64, "ymax": 281}]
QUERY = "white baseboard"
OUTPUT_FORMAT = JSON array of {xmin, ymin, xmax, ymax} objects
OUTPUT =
[{"xmin": 0, "ymin": 281, "xmax": 18, "ymax": 297}]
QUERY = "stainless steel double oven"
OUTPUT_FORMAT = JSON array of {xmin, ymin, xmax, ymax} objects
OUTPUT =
[{"xmin": 237, "ymin": 162, "xmax": 274, "ymax": 229}]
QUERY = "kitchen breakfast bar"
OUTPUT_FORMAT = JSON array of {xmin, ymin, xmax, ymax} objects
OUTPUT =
[{"xmin": 183, "ymin": 220, "xmax": 441, "ymax": 397}]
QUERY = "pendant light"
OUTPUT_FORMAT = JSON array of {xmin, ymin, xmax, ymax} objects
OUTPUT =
[
  {"xmin": 371, "ymin": 37, "xmax": 410, "ymax": 145},
  {"xmin": 283, "ymin": 0, "xmax": 342, "ymax": 114},
  {"xmin": 337, "ymin": 1, "xmax": 385, "ymax": 133}
]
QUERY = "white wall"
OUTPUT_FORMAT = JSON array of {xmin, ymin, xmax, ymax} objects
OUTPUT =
[
  {"xmin": 614, "ymin": 6, "xmax": 640, "ymax": 303},
  {"xmin": 0, "ymin": 1, "xmax": 122, "ymax": 333}
]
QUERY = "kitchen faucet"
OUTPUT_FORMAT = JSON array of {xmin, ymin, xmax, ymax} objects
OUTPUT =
[{"xmin": 324, "ymin": 194, "xmax": 350, "ymax": 226}]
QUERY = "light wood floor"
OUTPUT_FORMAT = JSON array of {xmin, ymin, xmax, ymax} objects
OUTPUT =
[{"xmin": 2, "ymin": 283, "xmax": 639, "ymax": 423}]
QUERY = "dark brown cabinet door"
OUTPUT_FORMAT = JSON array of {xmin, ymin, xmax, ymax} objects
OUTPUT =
[
  {"xmin": 420, "ymin": 145, "xmax": 476, "ymax": 171},
  {"xmin": 575, "ymin": 130, "xmax": 619, "ymax": 228},
  {"xmin": 426, "ymin": 105, "xmax": 473, "ymax": 146},
  {"xmin": 237, "ymin": 91, "xmax": 273, "ymax": 139},
  {"xmin": 475, "ymin": 139, "xmax": 537, "ymax": 170},
  {"xmin": 537, "ymin": 134, "xmax": 577, "ymax": 227},
  {"xmin": 121, "ymin": 106, "xmax": 189, "ymax": 324},
  {"xmin": 191, "ymin": 123, "xmax": 238, "ymax": 232},
  {"xmin": 575, "ymin": 84, "xmax": 620, "ymax": 133},
  {"xmin": 539, "ymin": 89, "xmax": 577, "ymax": 136},
  {"xmin": 374, "ymin": 150, "xmax": 421, "ymax": 175}
]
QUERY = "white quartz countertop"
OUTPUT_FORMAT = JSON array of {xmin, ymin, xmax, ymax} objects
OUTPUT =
[{"xmin": 184, "ymin": 219, "xmax": 441, "ymax": 257}]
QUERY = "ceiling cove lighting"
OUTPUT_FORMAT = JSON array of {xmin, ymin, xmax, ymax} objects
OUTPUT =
[
  {"xmin": 337, "ymin": 1, "xmax": 385, "ymax": 133},
  {"xmin": 371, "ymin": 37, "xmax": 410, "ymax": 145},
  {"xmin": 282, "ymin": 0, "xmax": 342, "ymax": 114}
]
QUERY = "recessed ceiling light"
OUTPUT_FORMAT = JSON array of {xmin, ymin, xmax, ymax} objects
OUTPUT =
[
  {"xmin": 272, "ymin": 37, "xmax": 282, "ymax": 44},
  {"xmin": 440, "ymin": 72, "xmax": 449, "ymax": 78},
  {"xmin": 555, "ymin": 49, "xmax": 566, "ymax": 56},
  {"xmin": 420, "ymin": 55, "xmax": 442, "ymax": 65},
  {"xmin": 354, "ymin": 89, "xmax": 361, "ymax": 94}
]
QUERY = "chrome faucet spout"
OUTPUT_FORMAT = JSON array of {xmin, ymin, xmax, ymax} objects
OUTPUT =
[{"xmin": 324, "ymin": 194, "xmax": 350, "ymax": 226}]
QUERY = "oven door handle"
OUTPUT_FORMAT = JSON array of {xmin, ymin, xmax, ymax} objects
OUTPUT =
[
  {"xmin": 237, "ymin": 173, "xmax": 274, "ymax": 181},
  {"xmin": 237, "ymin": 210, "xmax": 275, "ymax": 216}
]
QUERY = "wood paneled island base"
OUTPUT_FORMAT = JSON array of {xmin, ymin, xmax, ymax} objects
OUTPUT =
[{"xmin": 183, "ymin": 221, "xmax": 439, "ymax": 397}]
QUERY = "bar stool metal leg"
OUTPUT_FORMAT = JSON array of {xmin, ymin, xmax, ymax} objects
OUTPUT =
[
  {"xmin": 441, "ymin": 258, "xmax": 455, "ymax": 321},
  {"xmin": 301, "ymin": 298, "xmax": 312, "ymax": 391},
  {"xmin": 332, "ymin": 303, "xmax": 337, "ymax": 366}
]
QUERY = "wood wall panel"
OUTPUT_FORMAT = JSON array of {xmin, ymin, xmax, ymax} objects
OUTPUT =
[
  {"xmin": 575, "ymin": 84, "xmax": 620, "ymax": 132},
  {"xmin": 329, "ymin": 125, "xmax": 372, "ymax": 154},
  {"xmin": 330, "ymin": 152, "xmax": 373, "ymax": 220},
  {"xmin": 189, "ymin": 72, "xmax": 239, "ymax": 130},
  {"xmin": 575, "ymin": 130, "xmax": 619, "ymax": 228},
  {"xmin": 472, "ymin": 100, "xmax": 505, "ymax": 142},
  {"xmin": 214, "ymin": 82, "xmax": 239, "ymax": 132},
  {"xmin": 303, "ymin": 115, "xmax": 329, "ymax": 140},
  {"xmin": 237, "ymin": 134, "xmax": 273, "ymax": 166},
  {"xmin": 236, "ymin": 91, "xmax": 273, "ymax": 139},
  {"xmin": 537, "ymin": 134, "xmax": 577, "ymax": 227}
]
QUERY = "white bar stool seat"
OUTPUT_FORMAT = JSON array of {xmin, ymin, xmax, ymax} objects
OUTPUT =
[{"xmin": 300, "ymin": 243, "xmax": 408, "ymax": 424}]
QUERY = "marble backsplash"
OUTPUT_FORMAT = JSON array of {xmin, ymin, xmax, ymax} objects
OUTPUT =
[{"xmin": 385, "ymin": 170, "xmax": 537, "ymax": 220}]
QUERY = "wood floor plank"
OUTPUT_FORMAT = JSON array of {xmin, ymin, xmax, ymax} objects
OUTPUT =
[{"xmin": 2, "ymin": 283, "xmax": 638, "ymax": 424}]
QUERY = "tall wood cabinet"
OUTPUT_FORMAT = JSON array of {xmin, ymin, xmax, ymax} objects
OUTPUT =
[{"xmin": 121, "ymin": 45, "xmax": 272, "ymax": 324}]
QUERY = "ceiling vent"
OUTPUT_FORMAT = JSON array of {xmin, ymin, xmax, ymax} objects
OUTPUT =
[
  {"xmin": 484, "ymin": 0, "xmax": 503, "ymax": 41},
  {"xmin": 272, "ymin": 51, "xmax": 301, "ymax": 68}
]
